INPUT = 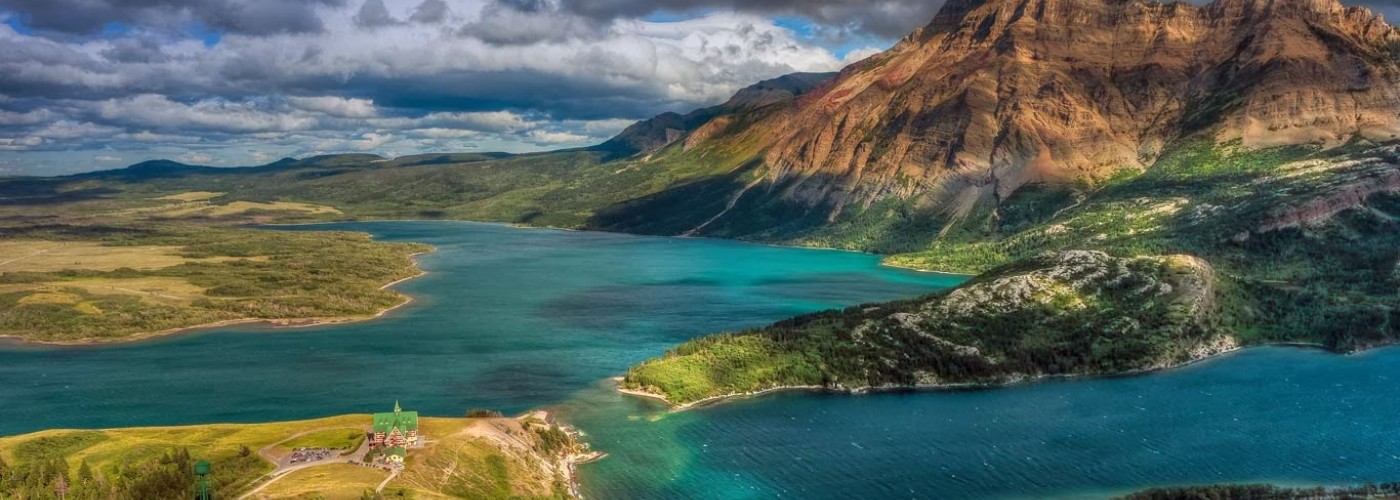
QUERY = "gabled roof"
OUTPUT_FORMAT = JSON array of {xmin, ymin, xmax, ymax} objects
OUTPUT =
[{"xmin": 372, "ymin": 402, "xmax": 418, "ymax": 433}]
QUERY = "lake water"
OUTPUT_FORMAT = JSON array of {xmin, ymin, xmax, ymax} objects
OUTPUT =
[
  {"xmin": 3, "ymin": 221, "xmax": 1397, "ymax": 499},
  {"xmin": 563, "ymin": 346, "xmax": 1400, "ymax": 499},
  {"xmin": 0, "ymin": 221, "xmax": 959, "ymax": 432}
]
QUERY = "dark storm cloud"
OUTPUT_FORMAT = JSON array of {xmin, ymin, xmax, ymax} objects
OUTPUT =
[
  {"xmin": 0, "ymin": 0, "xmax": 345, "ymax": 35},
  {"xmin": 408, "ymin": 0, "xmax": 451, "ymax": 23},
  {"xmin": 100, "ymin": 37, "xmax": 173, "ymax": 64},
  {"xmin": 354, "ymin": 0, "xmax": 402, "ymax": 28},
  {"xmin": 557, "ymin": 0, "xmax": 942, "ymax": 39},
  {"xmin": 348, "ymin": 70, "xmax": 688, "ymax": 120},
  {"xmin": 460, "ymin": 0, "xmax": 606, "ymax": 45}
]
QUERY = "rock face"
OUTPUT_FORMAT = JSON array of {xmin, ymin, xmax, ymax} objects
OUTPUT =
[
  {"xmin": 1250, "ymin": 147, "xmax": 1400, "ymax": 234},
  {"xmin": 609, "ymin": 0, "xmax": 1400, "ymax": 238}
]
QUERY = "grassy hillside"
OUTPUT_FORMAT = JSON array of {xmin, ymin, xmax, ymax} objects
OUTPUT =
[
  {"xmin": 0, "ymin": 415, "xmax": 362, "ymax": 499},
  {"xmin": 0, "ymin": 412, "xmax": 585, "ymax": 500},
  {"xmin": 386, "ymin": 414, "xmax": 579, "ymax": 499},
  {"xmin": 886, "ymin": 141, "xmax": 1400, "ymax": 349},
  {"xmin": 0, "ymin": 224, "xmax": 429, "ymax": 343},
  {"xmin": 3, "ymin": 143, "xmax": 754, "ymax": 231}
]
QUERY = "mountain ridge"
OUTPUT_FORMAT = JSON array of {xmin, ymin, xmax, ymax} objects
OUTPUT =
[{"xmin": 599, "ymin": 0, "xmax": 1400, "ymax": 243}]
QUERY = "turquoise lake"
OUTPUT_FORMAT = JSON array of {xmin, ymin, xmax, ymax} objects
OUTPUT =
[{"xmin": 2, "ymin": 221, "xmax": 1398, "ymax": 498}]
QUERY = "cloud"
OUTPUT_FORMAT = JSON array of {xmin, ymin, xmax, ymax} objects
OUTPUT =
[
  {"xmin": 354, "ymin": 0, "xmax": 402, "ymax": 28},
  {"xmin": 175, "ymin": 151, "xmax": 214, "ymax": 164},
  {"xmin": 460, "ymin": 0, "xmax": 606, "ymax": 45},
  {"xmin": 89, "ymin": 95, "xmax": 320, "ymax": 133},
  {"xmin": 408, "ymin": 0, "xmax": 451, "ymax": 23},
  {"xmin": 0, "ymin": 0, "xmax": 877, "ymax": 173},
  {"xmin": 525, "ymin": 129, "xmax": 588, "ymax": 144},
  {"xmin": 287, "ymin": 96, "xmax": 379, "ymax": 118},
  {"xmin": 0, "ymin": 0, "xmax": 346, "ymax": 36},
  {"xmin": 555, "ymin": 0, "xmax": 941, "ymax": 39}
]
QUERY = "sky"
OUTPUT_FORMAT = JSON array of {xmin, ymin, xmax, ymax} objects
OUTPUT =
[{"xmin": 0, "ymin": 0, "xmax": 1396, "ymax": 176}]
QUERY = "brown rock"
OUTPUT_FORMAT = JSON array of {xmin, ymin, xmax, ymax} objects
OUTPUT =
[{"xmin": 636, "ymin": 0, "xmax": 1400, "ymax": 230}]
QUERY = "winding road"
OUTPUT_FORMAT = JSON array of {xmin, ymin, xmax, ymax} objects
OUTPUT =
[{"xmin": 238, "ymin": 427, "xmax": 386, "ymax": 499}]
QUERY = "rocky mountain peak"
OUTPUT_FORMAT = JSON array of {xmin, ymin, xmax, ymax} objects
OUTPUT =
[{"xmin": 602, "ymin": 0, "xmax": 1400, "ymax": 245}]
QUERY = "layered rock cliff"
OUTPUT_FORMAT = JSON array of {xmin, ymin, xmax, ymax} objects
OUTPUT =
[{"xmin": 598, "ymin": 0, "xmax": 1400, "ymax": 243}]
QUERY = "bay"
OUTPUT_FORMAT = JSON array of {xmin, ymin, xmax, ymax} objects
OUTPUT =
[
  {"xmin": 0, "ymin": 221, "xmax": 959, "ymax": 434},
  {"xmin": 4, "ymin": 221, "xmax": 1395, "ymax": 499}
]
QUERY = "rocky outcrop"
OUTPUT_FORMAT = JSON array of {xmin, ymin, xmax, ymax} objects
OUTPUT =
[{"xmin": 1252, "ymin": 147, "xmax": 1400, "ymax": 233}]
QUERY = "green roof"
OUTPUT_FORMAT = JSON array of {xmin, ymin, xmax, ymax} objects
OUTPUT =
[
  {"xmin": 372, "ymin": 401, "xmax": 418, "ymax": 434},
  {"xmin": 386, "ymin": 446, "xmax": 406, "ymax": 457}
]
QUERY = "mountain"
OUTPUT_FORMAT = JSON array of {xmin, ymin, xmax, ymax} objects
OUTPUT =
[
  {"xmin": 612, "ymin": 0, "xmax": 1400, "ymax": 393},
  {"xmin": 596, "ymin": 72, "xmax": 836, "ymax": 158},
  {"xmin": 592, "ymin": 0, "xmax": 1400, "ymax": 250}
]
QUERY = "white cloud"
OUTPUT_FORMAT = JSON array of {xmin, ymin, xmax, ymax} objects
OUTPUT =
[
  {"xmin": 287, "ymin": 96, "xmax": 379, "ymax": 118},
  {"xmin": 0, "ymin": 136, "xmax": 44, "ymax": 151},
  {"xmin": 525, "ymin": 129, "xmax": 589, "ymax": 144},
  {"xmin": 175, "ymin": 151, "xmax": 214, "ymax": 164}
]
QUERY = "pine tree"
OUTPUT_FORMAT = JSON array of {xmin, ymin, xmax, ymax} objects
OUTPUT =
[{"xmin": 77, "ymin": 461, "xmax": 93, "ymax": 483}]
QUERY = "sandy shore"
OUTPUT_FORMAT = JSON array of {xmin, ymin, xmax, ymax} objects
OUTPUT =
[{"xmin": 0, "ymin": 251, "xmax": 433, "ymax": 348}]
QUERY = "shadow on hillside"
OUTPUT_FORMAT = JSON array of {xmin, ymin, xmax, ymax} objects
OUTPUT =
[
  {"xmin": 585, "ymin": 164, "xmax": 834, "ymax": 240},
  {"xmin": 0, "ymin": 179, "xmax": 117, "ymax": 206}
]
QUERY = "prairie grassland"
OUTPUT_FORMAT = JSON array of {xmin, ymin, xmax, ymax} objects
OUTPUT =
[
  {"xmin": 259, "ymin": 463, "xmax": 388, "ymax": 499},
  {"xmin": 140, "ymin": 200, "xmax": 343, "ymax": 219},
  {"xmin": 0, "ymin": 225, "xmax": 431, "ymax": 343},
  {"xmin": 154, "ymin": 191, "xmax": 225, "ymax": 202},
  {"xmin": 0, "ymin": 241, "xmax": 191, "ymax": 271},
  {"xmin": 0, "ymin": 415, "xmax": 367, "ymax": 470},
  {"xmin": 0, "ymin": 415, "xmax": 367, "ymax": 498}
]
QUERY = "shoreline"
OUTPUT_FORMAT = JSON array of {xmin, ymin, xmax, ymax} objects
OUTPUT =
[
  {"xmin": 615, "ymin": 341, "xmax": 1370, "ymax": 412},
  {"xmin": 529, "ymin": 410, "xmax": 605, "ymax": 500},
  {"xmin": 0, "ymin": 250, "xmax": 434, "ymax": 348}
]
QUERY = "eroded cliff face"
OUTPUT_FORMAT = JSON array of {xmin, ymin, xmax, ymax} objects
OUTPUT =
[{"xmin": 637, "ymin": 0, "xmax": 1400, "ymax": 234}]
